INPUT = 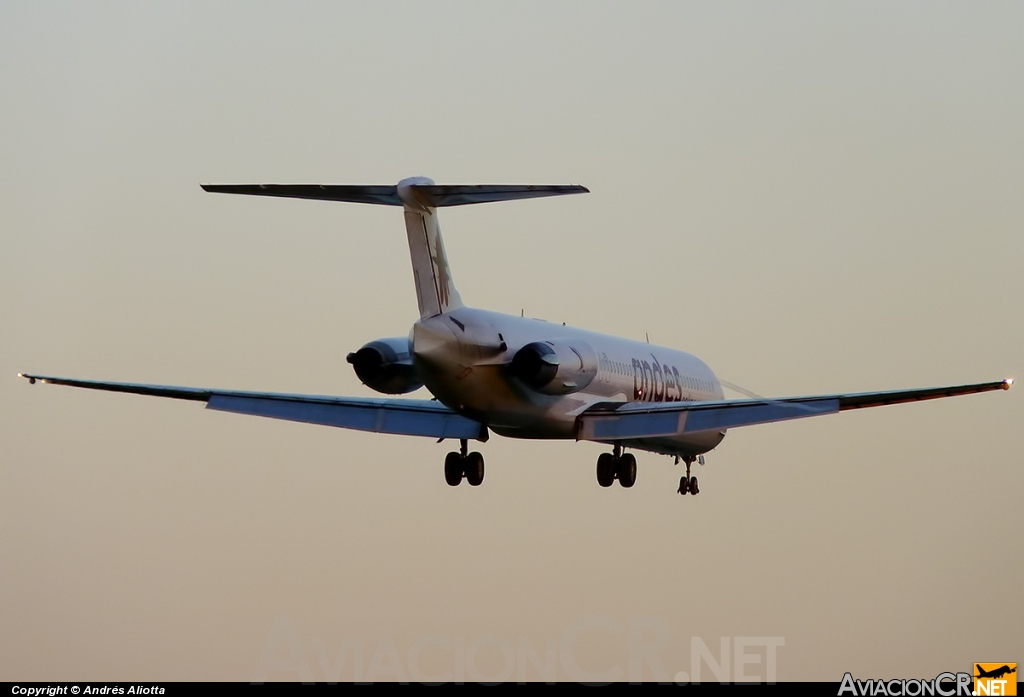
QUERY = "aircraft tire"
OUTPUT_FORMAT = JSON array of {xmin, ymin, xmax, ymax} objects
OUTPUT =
[
  {"xmin": 465, "ymin": 452, "xmax": 485, "ymax": 486},
  {"xmin": 678, "ymin": 476, "xmax": 689, "ymax": 495},
  {"xmin": 689, "ymin": 476, "xmax": 699, "ymax": 495},
  {"xmin": 596, "ymin": 453, "xmax": 615, "ymax": 487},
  {"xmin": 618, "ymin": 453, "xmax": 637, "ymax": 488},
  {"xmin": 444, "ymin": 452, "xmax": 463, "ymax": 486}
]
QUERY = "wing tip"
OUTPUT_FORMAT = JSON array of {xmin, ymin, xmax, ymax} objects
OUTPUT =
[
  {"xmin": 1003, "ymin": 378, "xmax": 1013, "ymax": 390},
  {"xmin": 18, "ymin": 372, "xmax": 38, "ymax": 384},
  {"xmin": 201, "ymin": 184, "xmax": 238, "ymax": 193}
]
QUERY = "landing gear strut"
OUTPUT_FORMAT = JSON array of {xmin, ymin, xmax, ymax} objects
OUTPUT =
[
  {"xmin": 677, "ymin": 455, "xmax": 700, "ymax": 496},
  {"xmin": 444, "ymin": 439, "xmax": 485, "ymax": 487},
  {"xmin": 595, "ymin": 444, "xmax": 637, "ymax": 488}
]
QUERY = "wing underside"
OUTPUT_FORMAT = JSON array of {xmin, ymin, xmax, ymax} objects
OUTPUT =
[
  {"xmin": 18, "ymin": 374, "xmax": 1010, "ymax": 450},
  {"xmin": 18, "ymin": 374, "xmax": 488, "ymax": 441},
  {"xmin": 577, "ymin": 380, "xmax": 1012, "ymax": 442}
]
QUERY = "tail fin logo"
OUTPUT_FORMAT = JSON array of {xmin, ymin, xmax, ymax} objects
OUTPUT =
[
  {"xmin": 429, "ymin": 236, "xmax": 452, "ymax": 308},
  {"xmin": 974, "ymin": 664, "xmax": 1017, "ymax": 696}
]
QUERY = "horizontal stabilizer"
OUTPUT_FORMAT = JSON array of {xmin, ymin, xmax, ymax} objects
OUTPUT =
[
  {"xmin": 405, "ymin": 184, "xmax": 589, "ymax": 207},
  {"xmin": 201, "ymin": 184, "xmax": 402, "ymax": 205},
  {"xmin": 201, "ymin": 183, "xmax": 588, "ymax": 207}
]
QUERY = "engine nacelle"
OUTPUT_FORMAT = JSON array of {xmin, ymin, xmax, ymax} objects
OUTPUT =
[
  {"xmin": 346, "ymin": 337, "xmax": 423, "ymax": 395},
  {"xmin": 509, "ymin": 340, "xmax": 598, "ymax": 395}
]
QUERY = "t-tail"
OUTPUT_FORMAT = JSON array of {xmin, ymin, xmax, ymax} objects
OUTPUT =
[{"xmin": 201, "ymin": 177, "xmax": 588, "ymax": 319}]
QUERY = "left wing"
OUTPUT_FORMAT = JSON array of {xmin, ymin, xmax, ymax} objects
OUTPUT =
[
  {"xmin": 577, "ymin": 379, "xmax": 1012, "ymax": 441},
  {"xmin": 18, "ymin": 373, "xmax": 487, "ymax": 441}
]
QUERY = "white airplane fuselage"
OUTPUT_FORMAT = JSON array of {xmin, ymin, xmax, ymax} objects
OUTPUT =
[{"xmin": 412, "ymin": 306, "xmax": 726, "ymax": 456}]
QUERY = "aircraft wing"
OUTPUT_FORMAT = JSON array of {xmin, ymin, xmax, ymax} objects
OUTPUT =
[
  {"xmin": 576, "ymin": 379, "xmax": 1012, "ymax": 441},
  {"xmin": 18, "ymin": 373, "xmax": 488, "ymax": 441}
]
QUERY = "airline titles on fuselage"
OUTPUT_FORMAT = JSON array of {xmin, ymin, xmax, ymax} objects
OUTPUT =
[{"xmin": 599, "ymin": 352, "xmax": 715, "ymax": 403}]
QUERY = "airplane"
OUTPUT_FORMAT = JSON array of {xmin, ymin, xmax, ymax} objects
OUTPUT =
[
  {"xmin": 19, "ymin": 177, "xmax": 1013, "ymax": 496},
  {"xmin": 975, "ymin": 665, "xmax": 1016, "ymax": 680}
]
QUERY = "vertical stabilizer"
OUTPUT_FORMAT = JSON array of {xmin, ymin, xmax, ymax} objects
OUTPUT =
[{"xmin": 398, "ymin": 177, "xmax": 463, "ymax": 318}]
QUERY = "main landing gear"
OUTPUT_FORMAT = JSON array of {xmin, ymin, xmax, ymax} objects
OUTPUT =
[
  {"xmin": 596, "ymin": 444, "xmax": 637, "ymax": 488},
  {"xmin": 677, "ymin": 455, "xmax": 703, "ymax": 496},
  {"xmin": 444, "ymin": 439, "xmax": 485, "ymax": 487}
]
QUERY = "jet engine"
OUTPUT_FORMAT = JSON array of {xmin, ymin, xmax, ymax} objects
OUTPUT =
[
  {"xmin": 508, "ymin": 340, "xmax": 598, "ymax": 395},
  {"xmin": 346, "ymin": 337, "xmax": 423, "ymax": 394}
]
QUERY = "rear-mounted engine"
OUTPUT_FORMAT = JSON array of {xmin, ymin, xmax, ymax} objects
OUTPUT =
[
  {"xmin": 347, "ymin": 337, "xmax": 423, "ymax": 394},
  {"xmin": 509, "ymin": 340, "xmax": 598, "ymax": 395}
]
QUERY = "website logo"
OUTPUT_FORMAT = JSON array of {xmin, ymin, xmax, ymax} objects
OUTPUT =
[{"xmin": 974, "ymin": 664, "xmax": 1016, "ymax": 697}]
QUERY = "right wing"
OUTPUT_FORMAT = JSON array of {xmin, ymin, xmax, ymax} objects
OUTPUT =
[
  {"xmin": 18, "ymin": 373, "xmax": 487, "ymax": 441},
  {"xmin": 577, "ymin": 379, "xmax": 1012, "ymax": 441}
]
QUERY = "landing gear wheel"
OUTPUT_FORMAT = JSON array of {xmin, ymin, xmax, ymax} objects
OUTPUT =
[
  {"xmin": 465, "ymin": 452, "xmax": 485, "ymax": 486},
  {"xmin": 689, "ymin": 476, "xmax": 699, "ymax": 495},
  {"xmin": 444, "ymin": 451, "xmax": 463, "ymax": 487},
  {"xmin": 677, "ymin": 476, "xmax": 689, "ymax": 495},
  {"xmin": 596, "ymin": 453, "xmax": 615, "ymax": 487},
  {"xmin": 617, "ymin": 453, "xmax": 637, "ymax": 488}
]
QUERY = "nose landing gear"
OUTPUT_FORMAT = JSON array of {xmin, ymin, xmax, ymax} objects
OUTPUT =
[
  {"xmin": 444, "ymin": 439, "xmax": 485, "ymax": 487},
  {"xmin": 595, "ymin": 444, "xmax": 636, "ymax": 488}
]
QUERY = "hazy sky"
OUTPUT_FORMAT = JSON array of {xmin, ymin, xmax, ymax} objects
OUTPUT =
[{"xmin": 2, "ymin": 1, "xmax": 1021, "ymax": 682}]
